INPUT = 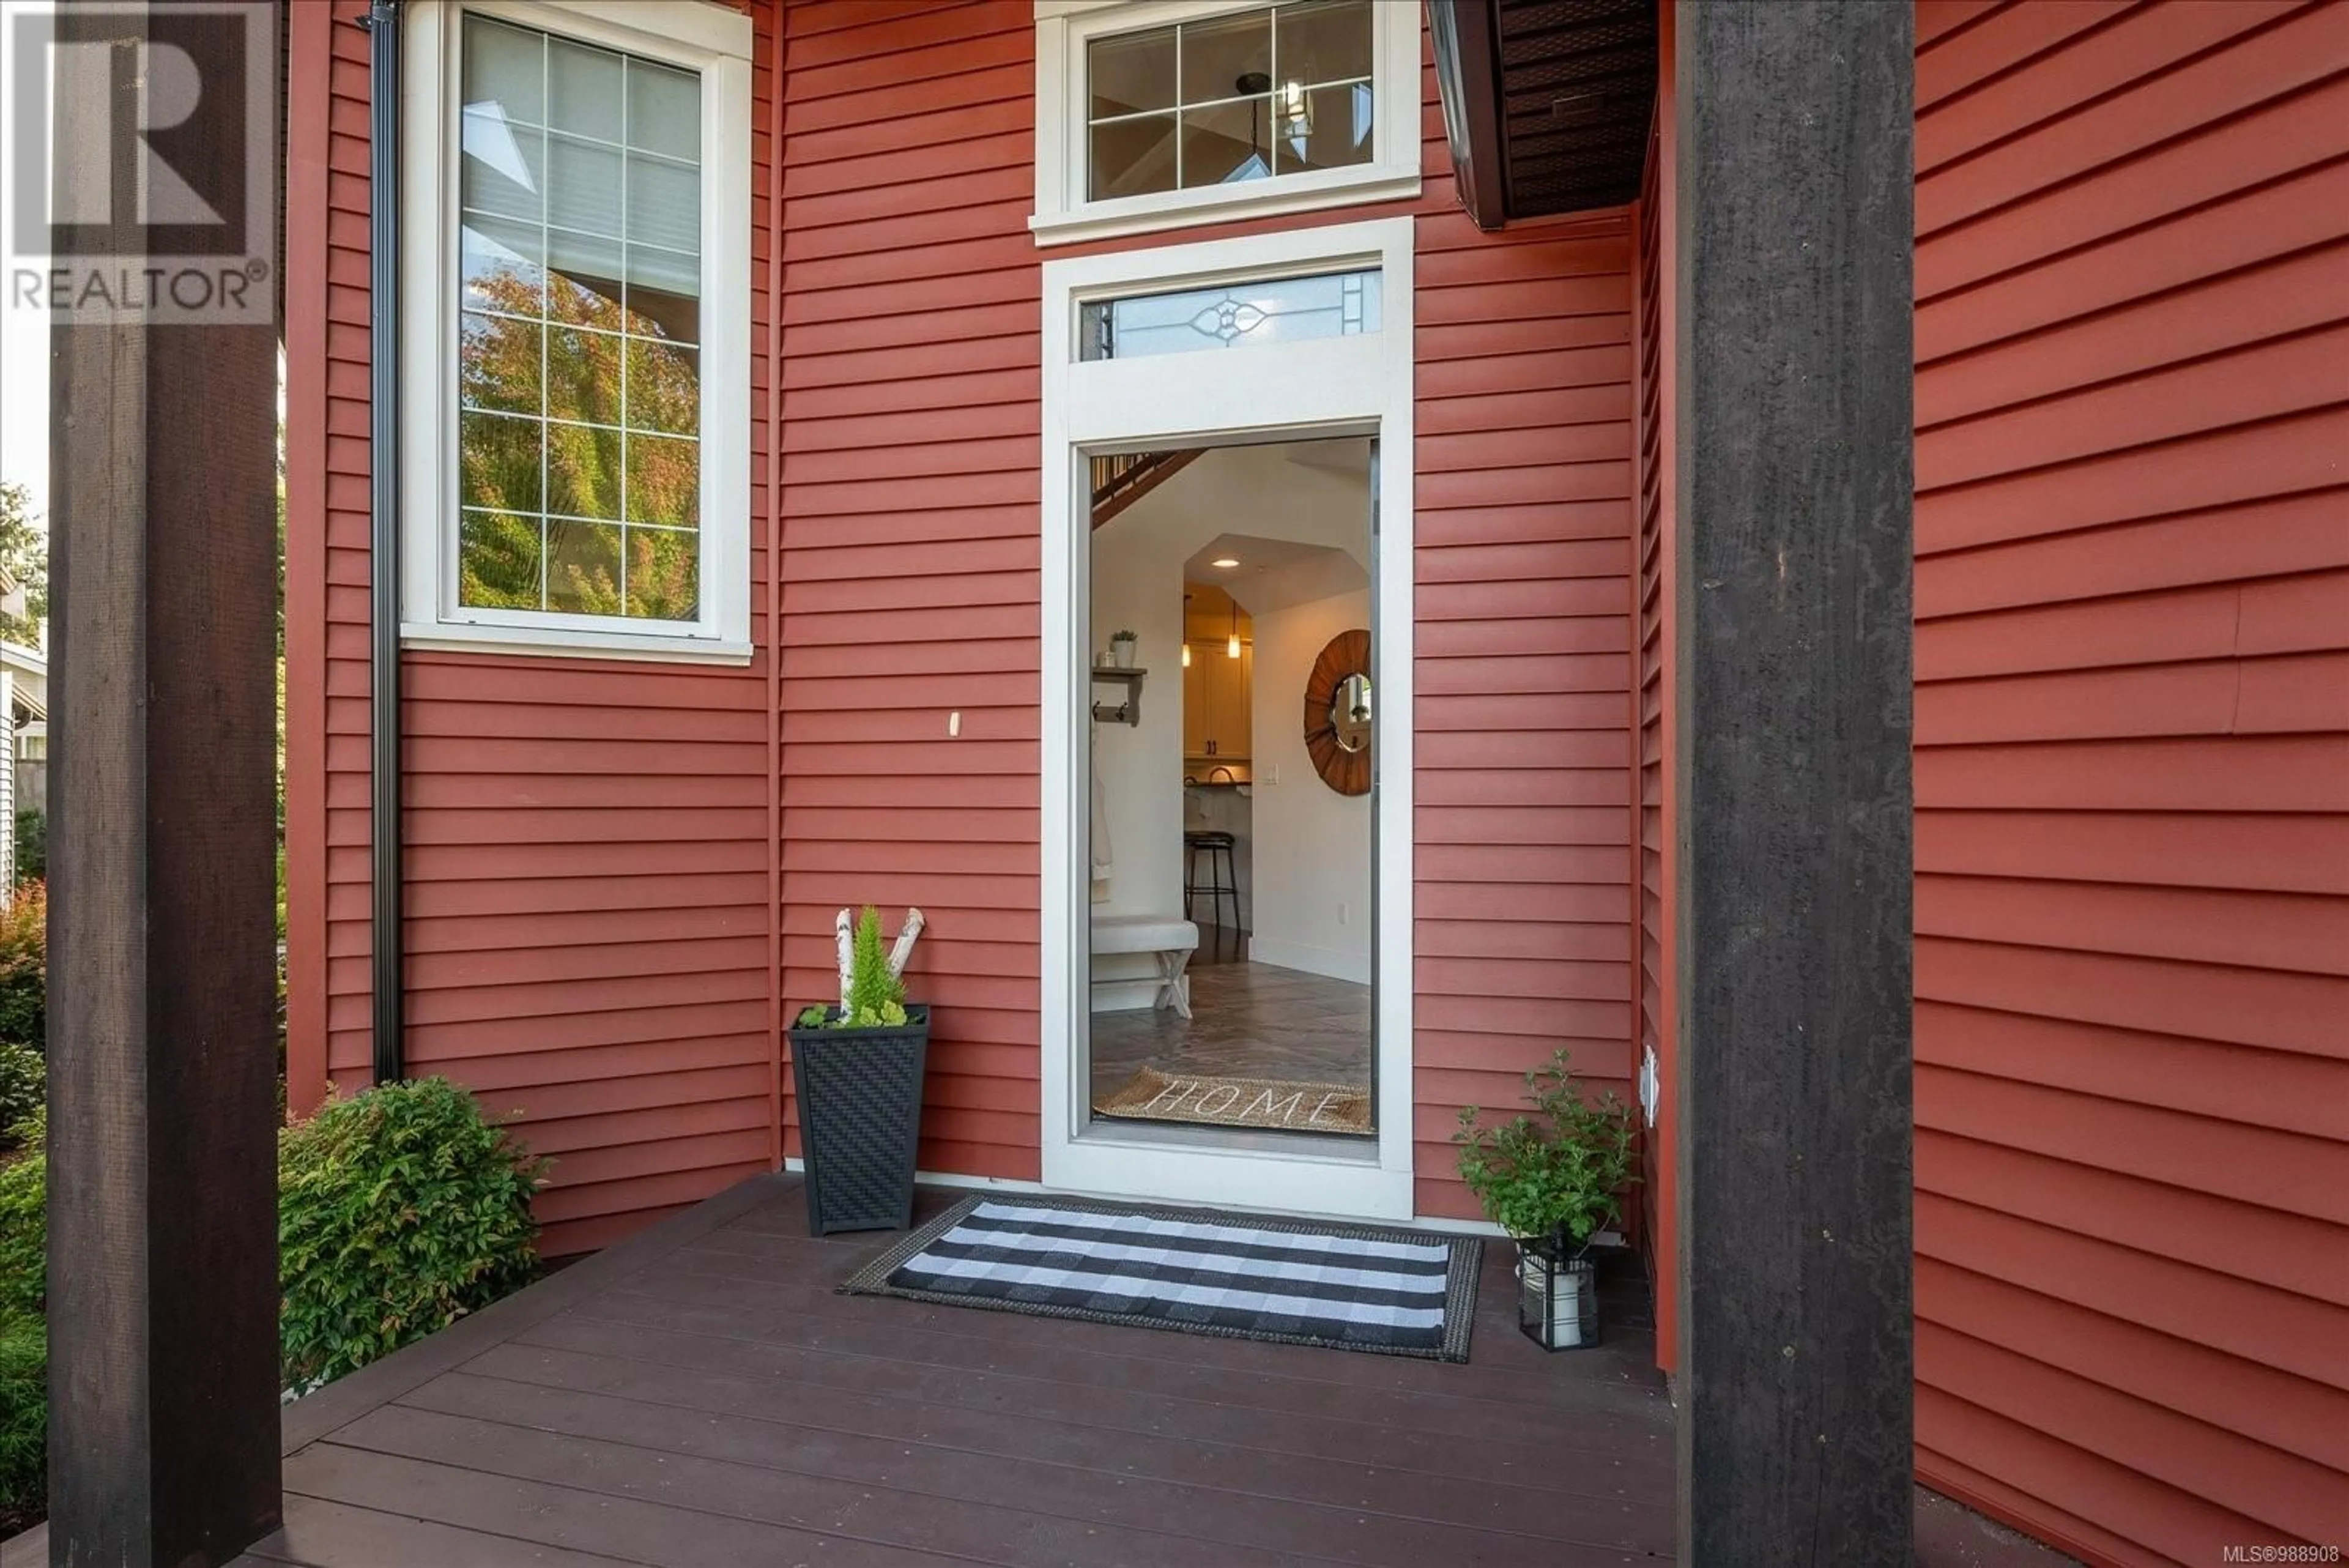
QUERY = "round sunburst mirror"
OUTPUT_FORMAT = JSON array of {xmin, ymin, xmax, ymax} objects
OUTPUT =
[{"xmin": 1302, "ymin": 628, "xmax": 1373, "ymax": 797}]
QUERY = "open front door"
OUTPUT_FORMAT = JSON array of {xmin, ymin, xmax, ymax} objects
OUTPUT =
[{"xmin": 1037, "ymin": 218, "xmax": 1419, "ymax": 1220}]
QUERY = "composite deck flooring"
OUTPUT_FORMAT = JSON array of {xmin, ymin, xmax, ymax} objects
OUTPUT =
[
  {"xmin": 303, "ymin": 1178, "xmax": 1672, "ymax": 1567},
  {"xmin": 6, "ymin": 1175, "xmax": 2076, "ymax": 1566}
]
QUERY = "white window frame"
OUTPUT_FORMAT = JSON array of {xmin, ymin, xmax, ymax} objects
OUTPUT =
[
  {"xmin": 1039, "ymin": 216, "xmax": 1417, "ymax": 1219},
  {"xmin": 1031, "ymin": 0, "xmax": 1422, "ymax": 248},
  {"xmin": 399, "ymin": 0, "xmax": 753, "ymax": 663}
]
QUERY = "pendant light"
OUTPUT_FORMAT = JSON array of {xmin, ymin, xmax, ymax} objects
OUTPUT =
[
  {"xmin": 1181, "ymin": 592, "xmax": 1192, "ymax": 666},
  {"xmin": 1226, "ymin": 598, "xmax": 1241, "ymax": 660},
  {"xmin": 1280, "ymin": 76, "xmax": 1312, "ymax": 138},
  {"xmin": 1238, "ymin": 71, "xmax": 1268, "ymax": 176}
]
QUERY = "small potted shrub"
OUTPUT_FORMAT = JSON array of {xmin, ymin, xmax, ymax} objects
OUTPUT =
[
  {"xmin": 1455, "ymin": 1050, "xmax": 1637, "ymax": 1350},
  {"xmin": 789, "ymin": 906, "xmax": 930, "ymax": 1235},
  {"xmin": 1110, "ymin": 628, "xmax": 1137, "ymax": 668}
]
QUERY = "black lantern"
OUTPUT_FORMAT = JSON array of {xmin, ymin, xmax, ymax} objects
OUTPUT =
[{"xmin": 1516, "ymin": 1232, "xmax": 1600, "ymax": 1351}]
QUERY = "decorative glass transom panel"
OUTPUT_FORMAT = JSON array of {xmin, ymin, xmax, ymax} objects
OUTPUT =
[
  {"xmin": 456, "ymin": 15, "xmax": 702, "ymax": 622},
  {"xmin": 1078, "ymin": 269, "xmax": 1382, "ymax": 361},
  {"xmin": 1087, "ymin": 1, "xmax": 1374, "ymax": 201}
]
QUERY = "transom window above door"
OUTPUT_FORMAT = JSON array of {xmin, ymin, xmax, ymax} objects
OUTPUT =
[
  {"xmin": 1078, "ymin": 268, "xmax": 1382, "ymax": 360},
  {"xmin": 1033, "ymin": 0, "xmax": 1422, "ymax": 245}
]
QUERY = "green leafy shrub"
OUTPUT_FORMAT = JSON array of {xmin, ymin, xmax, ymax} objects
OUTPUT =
[
  {"xmin": 0, "ymin": 1082, "xmax": 549, "ymax": 1526},
  {"xmin": 0, "ymin": 1145, "xmax": 43, "ymax": 1320},
  {"xmin": 10, "ymin": 811, "xmax": 41, "ymax": 889},
  {"xmin": 0, "ymin": 1046, "xmax": 37, "ymax": 1150},
  {"xmin": 0, "ymin": 1125, "xmax": 54, "ymax": 1519},
  {"xmin": 0, "ymin": 1311, "xmax": 43, "ymax": 1520},
  {"xmin": 798, "ymin": 907, "xmax": 910, "ymax": 1030},
  {"xmin": 278, "ymin": 1077, "xmax": 546, "ymax": 1390},
  {"xmin": 1454, "ymin": 1050, "xmax": 1638, "ymax": 1250},
  {"xmin": 0, "ymin": 882, "xmax": 40, "ymax": 1050}
]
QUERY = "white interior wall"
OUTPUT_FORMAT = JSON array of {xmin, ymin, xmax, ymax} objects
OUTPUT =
[
  {"xmin": 1088, "ymin": 442, "xmax": 1370, "ymax": 1006},
  {"xmin": 1246, "ymin": 589, "xmax": 1375, "ymax": 983},
  {"xmin": 1088, "ymin": 530, "xmax": 1186, "ymax": 927}
]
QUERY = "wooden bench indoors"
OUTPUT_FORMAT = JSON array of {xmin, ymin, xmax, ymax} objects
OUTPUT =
[{"xmin": 1089, "ymin": 915, "xmax": 1200, "ymax": 1019}]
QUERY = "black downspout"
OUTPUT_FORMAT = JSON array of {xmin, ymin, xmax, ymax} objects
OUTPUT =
[{"xmin": 364, "ymin": 0, "xmax": 405, "ymax": 1083}]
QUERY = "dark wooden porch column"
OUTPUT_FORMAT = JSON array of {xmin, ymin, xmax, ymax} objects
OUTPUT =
[
  {"xmin": 45, "ymin": 2, "xmax": 286, "ymax": 1560},
  {"xmin": 1672, "ymin": 1, "xmax": 1914, "ymax": 1561}
]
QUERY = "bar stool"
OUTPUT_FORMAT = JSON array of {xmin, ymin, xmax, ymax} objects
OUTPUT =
[{"xmin": 1183, "ymin": 831, "xmax": 1241, "ymax": 935}]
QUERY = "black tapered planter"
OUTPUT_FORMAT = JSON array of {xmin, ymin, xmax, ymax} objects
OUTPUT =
[{"xmin": 787, "ymin": 1006, "xmax": 930, "ymax": 1235}]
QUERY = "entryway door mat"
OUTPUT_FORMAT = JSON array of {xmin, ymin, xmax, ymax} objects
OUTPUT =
[
  {"xmin": 1094, "ymin": 1065, "xmax": 1373, "ymax": 1134},
  {"xmin": 842, "ymin": 1194, "xmax": 1481, "ymax": 1361}
]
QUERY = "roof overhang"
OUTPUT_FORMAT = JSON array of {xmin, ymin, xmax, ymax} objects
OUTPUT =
[{"xmin": 1428, "ymin": 0, "xmax": 1658, "ymax": 229}]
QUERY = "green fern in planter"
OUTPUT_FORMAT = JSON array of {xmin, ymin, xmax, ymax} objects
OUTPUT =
[
  {"xmin": 845, "ymin": 906, "xmax": 905, "ymax": 1018},
  {"xmin": 795, "ymin": 907, "xmax": 910, "ymax": 1031},
  {"xmin": 1454, "ymin": 1050, "xmax": 1638, "ymax": 1251}
]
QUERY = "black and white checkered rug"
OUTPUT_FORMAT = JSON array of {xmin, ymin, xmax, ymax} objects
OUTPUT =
[{"xmin": 841, "ymin": 1195, "xmax": 1481, "ymax": 1361}]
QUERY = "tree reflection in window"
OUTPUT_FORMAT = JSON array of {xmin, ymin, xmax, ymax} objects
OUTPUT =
[{"xmin": 453, "ymin": 18, "xmax": 702, "ymax": 622}]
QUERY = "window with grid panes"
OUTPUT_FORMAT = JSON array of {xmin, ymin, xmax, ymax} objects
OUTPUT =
[
  {"xmin": 401, "ymin": 2, "xmax": 750, "ymax": 660},
  {"xmin": 457, "ymin": 16, "xmax": 704, "ymax": 620}
]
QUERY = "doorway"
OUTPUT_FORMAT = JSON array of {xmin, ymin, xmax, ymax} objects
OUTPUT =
[
  {"xmin": 1086, "ymin": 438, "xmax": 1378, "ymax": 1141},
  {"xmin": 1038, "ymin": 217, "xmax": 1416, "ymax": 1220}
]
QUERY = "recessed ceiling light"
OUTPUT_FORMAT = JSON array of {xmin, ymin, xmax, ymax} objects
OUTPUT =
[{"xmin": 1211, "ymin": 557, "xmax": 1239, "ymax": 568}]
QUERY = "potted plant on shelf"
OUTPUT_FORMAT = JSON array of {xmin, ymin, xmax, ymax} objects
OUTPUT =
[
  {"xmin": 1454, "ymin": 1050, "xmax": 1638, "ymax": 1350},
  {"xmin": 789, "ymin": 905, "xmax": 930, "ymax": 1235},
  {"xmin": 1110, "ymin": 628, "xmax": 1137, "ymax": 667}
]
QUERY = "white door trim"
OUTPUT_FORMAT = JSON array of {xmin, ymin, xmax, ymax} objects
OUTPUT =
[{"xmin": 1039, "ymin": 215, "xmax": 1417, "ymax": 1221}]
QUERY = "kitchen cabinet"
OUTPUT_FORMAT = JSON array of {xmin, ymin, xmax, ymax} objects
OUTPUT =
[
  {"xmin": 1184, "ymin": 642, "xmax": 1252, "ymax": 762},
  {"xmin": 1183, "ymin": 657, "xmax": 1208, "ymax": 757}
]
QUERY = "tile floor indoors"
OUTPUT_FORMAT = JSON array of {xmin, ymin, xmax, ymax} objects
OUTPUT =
[{"xmin": 1088, "ymin": 928, "xmax": 1375, "ymax": 1131}]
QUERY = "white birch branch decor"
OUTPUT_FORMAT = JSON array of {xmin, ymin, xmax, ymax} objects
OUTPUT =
[
  {"xmin": 835, "ymin": 907, "xmax": 928, "ymax": 1006},
  {"xmin": 888, "ymin": 908, "xmax": 926, "ymax": 980},
  {"xmin": 834, "ymin": 908, "xmax": 855, "ymax": 1006}
]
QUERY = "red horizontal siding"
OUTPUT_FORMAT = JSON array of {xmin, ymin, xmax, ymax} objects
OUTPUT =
[
  {"xmin": 1912, "ymin": 3, "xmax": 2349, "ymax": 1561},
  {"xmin": 774, "ymin": 0, "xmax": 1044, "ymax": 1180},
  {"xmin": 286, "ymin": 0, "xmax": 381, "ymax": 1129},
  {"xmin": 1628, "ymin": 0, "xmax": 1678, "ymax": 1371},
  {"xmin": 284, "ymin": 0, "xmax": 780, "ymax": 1255},
  {"xmin": 1411, "ymin": 37, "xmax": 1637, "ymax": 1218},
  {"xmin": 281, "ymin": 0, "xmax": 335, "ymax": 1142},
  {"xmin": 768, "ymin": 10, "xmax": 1647, "ymax": 1213},
  {"xmin": 288, "ymin": 1, "xmax": 1652, "ymax": 1246}
]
